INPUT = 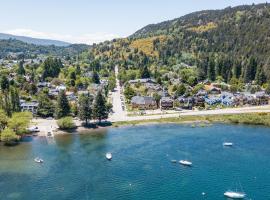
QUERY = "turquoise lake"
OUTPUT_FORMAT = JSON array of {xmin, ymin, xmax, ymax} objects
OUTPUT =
[{"xmin": 0, "ymin": 124, "xmax": 270, "ymax": 200}]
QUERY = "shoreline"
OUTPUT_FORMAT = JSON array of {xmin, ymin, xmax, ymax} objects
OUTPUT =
[{"xmin": 32, "ymin": 111, "xmax": 270, "ymax": 137}]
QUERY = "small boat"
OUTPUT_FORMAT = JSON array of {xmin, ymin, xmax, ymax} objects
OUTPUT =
[
  {"xmin": 34, "ymin": 157, "xmax": 44, "ymax": 163},
  {"xmin": 224, "ymin": 191, "xmax": 245, "ymax": 199},
  {"xmin": 171, "ymin": 160, "xmax": 177, "ymax": 163},
  {"xmin": 179, "ymin": 160, "xmax": 192, "ymax": 166},
  {"xmin": 223, "ymin": 142, "xmax": 233, "ymax": 147},
  {"xmin": 106, "ymin": 152, "xmax": 112, "ymax": 160}
]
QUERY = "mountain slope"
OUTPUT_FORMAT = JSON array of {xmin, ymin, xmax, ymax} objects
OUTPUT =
[
  {"xmin": 86, "ymin": 3, "xmax": 270, "ymax": 85},
  {"xmin": 0, "ymin": 33, "xmax": 70, "ymax": 46}
]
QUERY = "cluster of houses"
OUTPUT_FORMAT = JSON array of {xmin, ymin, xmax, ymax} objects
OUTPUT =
[
  {"xmin": 19, "ymin": 78, "xmax": 108, "ymax": 114},
  {"xmin": 128, "ymin": 79, "xmax": 270, "ymax": 111}
]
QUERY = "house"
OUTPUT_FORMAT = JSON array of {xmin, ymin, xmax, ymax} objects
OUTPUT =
[
  {"xmin": 209, "ymin": 87, "xmax": 221, "ymax": 94},
  {"xmin": 255, "ymin": 91, "xmax": 269, "ymax": 105},
  {"xmin": 20, "ymin": 101, "xmax": 39, "ymax": 114},
  {"xmin": 48, "ymin": 89, "xmax": 59, "ymax": 97},
  {"xmin": 145, "ymin": 83, "xmax": 162, "ymax": 94},
  {"xmin": 194, "ymin": 96, "xmax": 205, "ymax": 107},
  {"xmin": 160, "ymin": 97, "xmax": 174, "ymax": 110},
  {"xmin": 177, "ymin": 97, "xmax": 194, "ymax": 110},
  {"xmin": 66, "ymin": 91, "xmax": 77, "ymax": 102},
  {"xmin": 56, "ymin": 85, "xmax": 66, "ymax": 91},
  {"xmin": 131, "ymin": 96, "xmax": 157, "ymax": 110},
  {"xmin": 37, "ymin": 82, "xmax": 51, "ymax": 88},
  {"xmin": 196, "ymin": 90, "xmax": 207, "ymax": 97},
  {"xmin": 220, "ymin": 92, "xmax": 236, "ymax": 106},
  {"xmin": 128, "ymin": 78, "xmax": 156, "ymax": 85}
]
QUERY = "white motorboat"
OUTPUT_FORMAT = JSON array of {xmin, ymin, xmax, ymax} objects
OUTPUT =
[
  {"xmin": 223, "ymin": 142, "xmax": 233, "ymax": 147},
  {"xmin": 34, "ymin": 157, "xmax": 44, "ymax": 163},
  {"xmin": 179, "ymin": 160, "xmax": 192, "ymax": 166},
  {"xmin": 106, "ymin": 152, "xmax": 112, "ymax": 160},
  {"xmin": 224, "ymin": 191, "xmax": 245, "ymax": 199}
]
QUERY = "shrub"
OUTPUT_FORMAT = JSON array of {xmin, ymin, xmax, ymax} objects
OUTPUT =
[
  {"xmin": 1, "ymin": 128, "xmax": 18, "ymax": 145},
  {"xmin": 57, "ymin": 117, "xmax": 76, "ymax": 130}
]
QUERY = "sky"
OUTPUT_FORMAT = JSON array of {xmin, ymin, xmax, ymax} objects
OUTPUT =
[{"xmin": 0, "ymin": 0, "xmax": 267, "ymax": 44}]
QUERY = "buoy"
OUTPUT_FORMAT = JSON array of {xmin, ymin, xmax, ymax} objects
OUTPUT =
[{"xmin": 202, "ymin": 192, "xmax": 206, "ymax": 196}]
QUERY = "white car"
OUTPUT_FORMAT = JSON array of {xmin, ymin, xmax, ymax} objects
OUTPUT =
[{"xmin": 28, "ymin": 126, "xmax": 40, "ymax": 132}]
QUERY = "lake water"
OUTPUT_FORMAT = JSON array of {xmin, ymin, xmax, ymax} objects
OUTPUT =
[{"xmin": 0, "ymin": 124, "xmax": 270, "ymax": 200}]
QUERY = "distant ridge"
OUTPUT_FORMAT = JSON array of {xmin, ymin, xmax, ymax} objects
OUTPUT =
[{"xmin": 0, "ymin": 33, "xmax": 71, "ymax": 47}]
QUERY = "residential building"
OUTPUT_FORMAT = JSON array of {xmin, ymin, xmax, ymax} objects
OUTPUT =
[
  {"xmin": 131, "ymin": 96, "xmax": 157, "ymax": 110},
  {"xmin": 20, "ymin": 101, "xmax": 39, "ymax": 114},
  {"xmin": 160, "ymin": 97, "xmax": 174, "ymax": 110}
]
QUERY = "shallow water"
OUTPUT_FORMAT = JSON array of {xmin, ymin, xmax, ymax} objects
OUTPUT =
[{"xmin": 0, "ymin": 124, "xmax": 270, "ymax": 200}]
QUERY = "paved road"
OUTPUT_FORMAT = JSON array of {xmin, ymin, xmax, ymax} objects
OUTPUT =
[
  {"xmin": 109, "ymin": 66, "xmax": 127, "ymax": 121},
  {"xmin": 110, "ymin": 105, "xmax": 270, "ymax": 122}
]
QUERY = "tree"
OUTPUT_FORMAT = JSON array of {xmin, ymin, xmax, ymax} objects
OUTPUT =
[
  {"xmin": 175, "ymin": 84, "xmax": 186, "ymax": 97},
  {"xmin": 1, "ymin": 128, "xmax": 18, "ymax": 145},
  {"xmin": 265, "ymin": 82, "xmax": 270, "ymax": 95},
  {"xmin": 93, "ymin": 91, "xmax": 108, "ymax": 122},
  {"xmin": 17, "ymin": 60, "xmax": 25, "ymax": 75},
  {"xmin": 124, "ymin": 85, "xmax": 136, "ymax": 101},
  {"xmin": 37, "ymin": 92, "xmax": 55, "ymax": 117},
  {"xmin": 108, "ymin": 76, "xmax": 116, "ymax": 91},
  {"xmin": 0, "ymin": 109, "xmax": 8, "ymax": 131},
  {"xmin": 207, "ymin": 56, "xmax": 216, "ymax": 81},
  {"xmin": 42, "ymin": 57, "xmax": 63, "ymax": 80},
  {"xmin": 0, "ymin": 75, "xmax": 9, "ymax": 91},
  {"xmin": 140, "ymin": 66, "xmax": 150, "ymax": 79},
  {"xmin": 92, "ymin": 71, "xmax": 100, "ymax": 84},
  {"xmin": 153, "ymin": 92, "xmax": 161, "ymax": 107},
  {"xmin": 8, "ymin": 112, "xmax": 32, "ymax": 135},
  {"xmin": 255, "ymin": 65, "xmax": 266, "ymax": 85},
  {"xmin": 57, "ymin": 117, "xmax": 75, "ymax": 130},
  {"xmin": 10, "ymin": 87, "xmax": 21, "ymax": 113},
  {"xmin": 56, "ymin": 90, "xmax": 70, "ymax": 119},
  {"xmin": 244, "ymin": 57, "xmax": 257, "ymax": 83},
  {"xmin": 78, "ymin": 94, "xmax": 92, "ymax": 125}
]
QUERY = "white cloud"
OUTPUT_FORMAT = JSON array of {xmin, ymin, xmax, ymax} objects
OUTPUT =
[{"xmin": 1, "ymin": 29, "xmax": 120, "ymax": 45}]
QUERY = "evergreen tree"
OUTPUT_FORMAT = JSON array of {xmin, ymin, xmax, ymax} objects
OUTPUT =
[
  {"xmin": 140, "ymin": 66, "xmax": 150, "ymax": 79},
  {"xmin": 56, "ymin": 90, "xmax": 70, "ymax": 119},
  {"xmin": 78, "ymin": 94, "xmax": 92, "ymax": 125},
  {"xmin": 92, "ymin": 71, "xmax": 100, "ymax": 84},
  {"xmin": 244, "ymin": 57, "xmax": 257, "ymax": 83},
  {"xmin": 0, "ymin": 75, "xmax": 9, "ymax": 91},
  {"xmin": 255, "ymin": 64, "xmax": 266, "ymax": 85},
  {"xmin": 10, "ymin": 87, "xmax": 21, "ymax": 113},
  {"xmin": 207, "ymin": 56, "xmax": 216, "ymax": 81},
  {"xmin": 17, "ymin": 60, "xmax": 25, "ymax": 75},
  {"xmin": 37, "ymin": 92, "xmax": 55, "ymax": 117},
  {"xmin": 93, "ymin": 91, "xmax": 108, "ymax": 122},
  {"xmin": 42, "ymin": 57, "xmax": 63, "ymax": 80}
]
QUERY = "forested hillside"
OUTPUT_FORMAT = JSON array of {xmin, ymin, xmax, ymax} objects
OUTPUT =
[
  {"xmin": 85, "ymin": 3, "xmax": 270, "ymax": 86},
  {"xmin": 0, "ymin": 39, "xmax": 89, "ymax": 58}
]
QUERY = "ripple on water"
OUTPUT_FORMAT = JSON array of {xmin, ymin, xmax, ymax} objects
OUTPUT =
[{"xmin": 0, "ymin": 124, "xmax": 270, "ymax": 199}]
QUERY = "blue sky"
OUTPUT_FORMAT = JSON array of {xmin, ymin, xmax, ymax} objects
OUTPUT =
[{"xmin": 0, "ymin": 0, "xmax": 267, "ymax": 44}]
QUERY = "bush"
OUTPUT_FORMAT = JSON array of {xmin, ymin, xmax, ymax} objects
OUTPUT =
[
  {"xmin": 1, "ymin": 128, "xmax": 18, "ymax": 145},
  {"xmin": 57, "ymin": 117, "xmax": 76, "ymax": 130}
]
